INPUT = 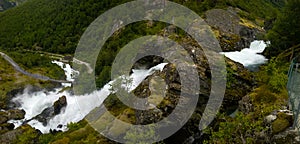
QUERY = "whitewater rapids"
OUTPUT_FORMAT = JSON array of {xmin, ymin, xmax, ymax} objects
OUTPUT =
[
  {"xmin": 220, "ymin": 40, "xmax": 269, "ymax": 68},
  {"xmin": 9, "ymin": 61, "xmax": 167, "ymax": 133}
]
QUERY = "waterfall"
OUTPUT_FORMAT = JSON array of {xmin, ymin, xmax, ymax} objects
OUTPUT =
[
  {"xmin": 9, "ymin": 61, "xmax": 167, "ymax": 133},
  {"xmin": 220, "ymin": 40, "xmax": 269, "ymax": 70}
]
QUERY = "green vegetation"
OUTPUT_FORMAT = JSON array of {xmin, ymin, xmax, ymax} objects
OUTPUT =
[
  {"xmin": 38, "ymin": 120, "xmax": 113, "ymax": 144},
  {"xmin": 0, "ymin": 0, "xmax": 292, "ymax": 143},
  {"xmin": 0, "ymin": 0, "xmax": 15, "ymax": 11},
  {"xmin": 0, "ymin": 0, "xmax": 282, "ymax": 54},
  {"xmin": 205, "ymin": 59, "xmax": 289, "ymax": 143},
  {"xmin": 206, "ymin": 113, "xmax": 265, "ymax": 143},
  {"xmin": 221, "ymin": 0, "xmax": 281, "ymax": 20},
  {"xmin": 0, "ymin": 51, "xmax": 65, "ymax": 109},
  {"xmin": 5, "ymin": 50, "xmax": 65, "ymax": 80},
  {"xmin": 266, "ymin": 0, "xmax": 300, "ymax": 57},
  {"xmin": 14, "ymin": 125, "xmax": 40, "ymax": 144},
  {"xmin": 0, "ymin": 0, "xmax": 283, "ymax": 89}
]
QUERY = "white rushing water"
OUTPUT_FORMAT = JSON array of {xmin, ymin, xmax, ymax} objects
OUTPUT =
[
  {"xmin": 9, "ymin": 61, "xmax": 167, "ymax": 133},
  {"xmin": 51, "ymin": 61, "xmax": 79, "ymax": 87},
  {"xmin": 220, "ymin": 40, "xmax": 269, "ymax": 68}
]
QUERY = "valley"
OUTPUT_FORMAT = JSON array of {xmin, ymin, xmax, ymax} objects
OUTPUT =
[{"xmin": 0, "ymin": 0, "xmax": 299, "ymax": 143}]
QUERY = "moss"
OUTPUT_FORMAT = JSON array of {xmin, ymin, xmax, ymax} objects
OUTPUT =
[
  {"xmin": 252, "ymin": 85, "xmax": 277, "ymax": 104},
  {"xmin": 51, "ymin": 137, "xmax": 70, "ymax": 144},
  {"xmin": 272, "ymin": 118, "xmax": 290, "ymax": 134},
  {"xmin": 239, "ymin": 18, "xmax": 260, "ymax": 29},
  {"xmin": 14, "ymin": 125, "xmax": 40, "ymax": 144},
  {"xmin": 39, "ymin": 120, "xmax": 113, "ymax": 144}
]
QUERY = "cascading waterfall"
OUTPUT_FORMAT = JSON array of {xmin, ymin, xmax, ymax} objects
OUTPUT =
[
  {"xmin": 9, "ymin": 60, "xmax": 167, "ymax": 133},
  {"xmin": 220, "ymin": 40, "xmax": 269, "ymax": 117},
  {"xmin": 220, "ymin": 40, "xmax": 270, "ymax": 70},
  {"xmin": 8, "ymin": 40, "xmax": 267, "ymax": 133}
]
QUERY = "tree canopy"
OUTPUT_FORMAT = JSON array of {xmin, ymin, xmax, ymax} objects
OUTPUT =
[{"xmin": 266, "ymin": 0, "xmax": 300, "ymax": 57}]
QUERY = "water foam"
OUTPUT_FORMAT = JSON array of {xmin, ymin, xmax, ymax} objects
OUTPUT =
[
  {"xmin": 9, "ymin": 62, "xmax": 167, "ymax": 133},
  {"xmin": 220, "ymin": 40, "xmax": 269, "ymax": 67}
]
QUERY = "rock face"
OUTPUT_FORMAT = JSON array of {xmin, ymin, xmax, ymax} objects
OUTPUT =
[
  {"xmin": 0, "ymin": 109, "xmax": 25, "ymax": 134},
  {"xmin": 204, "ymin": 8, "xmax": 263, "ymax": 51},
  {"xmin": 129, "ymin": 51, "xmax": 253, "ymax": 143},
  {"xmin": 31, "ymin": 96, "xmax": 67, "ymax": 126}
]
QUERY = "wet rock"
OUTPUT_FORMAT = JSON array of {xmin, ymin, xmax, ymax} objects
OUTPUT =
[
  {"xmin": 6, "ymin": 88, "xmax": 24, "ymax": 101},
  {"xmin": 63, "ymin": 55, "xmax": 73, "ymax": 61},
  {"xmin": 34, "ymin": 107, "xmax": 55, "ymax": 126},
  {"xmin": 32, "ymin": 96, "xmax": 67, "ymax": 126},
  {"xmin": 53, "ymin": 96, "xmax": 67, "ymax": 115},
  {"xmin": 0, "ymin": 101, "xmax": 6, "ymax": 109},
  {"xmin": 57, "ymin": 124, "xmax": 63, "ymax": 128}
]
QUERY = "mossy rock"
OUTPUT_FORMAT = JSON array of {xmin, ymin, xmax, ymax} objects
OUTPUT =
[
  {"xmin": 7, "ymin": 109, "xmax": 26, "ymax": 120},
  {"xmin": 272, "ymin": 116, "xmax": 292, "ymax": 134},
  {"xmin": 277, "ymin": 112, "xmax": 293, "ymax": 124},
  {"xmin": 12, "ymin": 124, "xmax": 40, "ymax": 144}
]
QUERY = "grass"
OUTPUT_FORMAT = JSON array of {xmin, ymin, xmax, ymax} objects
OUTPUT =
[{"xmin": 0, "ymin": 51, "xmax": 65, "ymax": 108}]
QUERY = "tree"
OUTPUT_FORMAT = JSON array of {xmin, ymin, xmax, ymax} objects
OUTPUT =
[{"xmin": 266, "ymin": 0, "xmax": 300, "ymax": 57}]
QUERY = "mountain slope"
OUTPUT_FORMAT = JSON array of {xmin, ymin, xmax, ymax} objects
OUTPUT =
[{"xmin": 0, "ymin": 0, "xmax": 282, "ymax": 54}]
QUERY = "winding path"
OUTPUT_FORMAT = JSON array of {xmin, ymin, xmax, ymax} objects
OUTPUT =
[{"xmin": 0, "ymin": 52, "xmax": 72, "ymax": 83}]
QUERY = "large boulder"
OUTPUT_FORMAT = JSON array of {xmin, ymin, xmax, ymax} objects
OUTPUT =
[
  {"xmin": 31, "ymin": 96, "xmax": 67, "ymax": 126},
  {"xmin": 204, "ymin": 8, "xmax": 264, "ymax": 52},
  {"xmin": 53, "ymin": 96, "xmax": 67, "ymax": 115}
]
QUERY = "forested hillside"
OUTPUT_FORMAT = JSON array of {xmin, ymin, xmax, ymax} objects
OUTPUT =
[
  {"xmin": 0, "ymin": 0, "xmax": 285, "ymax": 88},
  {"xmin": 2, "ymin": 0, "xmax": 298, "ymax": 143},
  {"xmin": 266, "ymin": 0, "xmax": 300, "ymax": 57},
  {"xmin": 0, "ymin": 0, "xmax": 283, "ymax": 54}
]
